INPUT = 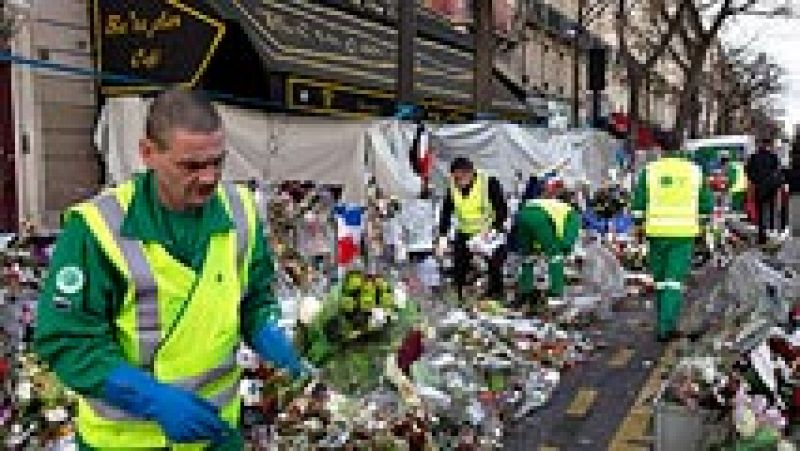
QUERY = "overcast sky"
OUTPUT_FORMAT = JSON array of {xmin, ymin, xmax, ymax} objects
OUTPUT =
[{"xmin": 725, "ymin": 1, "xmax": 800, "ymax": 133}]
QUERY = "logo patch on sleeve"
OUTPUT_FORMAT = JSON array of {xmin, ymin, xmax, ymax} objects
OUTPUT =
[
  {"xmin": 56, "ymin": 266, "xmax": 85, "ymax": 295},
  {"xmin": 53, "ymin": 296, "xmax": 72, "ymax": 311}
]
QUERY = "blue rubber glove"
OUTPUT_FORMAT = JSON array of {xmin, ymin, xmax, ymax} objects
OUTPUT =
[
  {"xmin": 103, "ymin": 365, "xmax": 231, "ymax": 444},
  {"xmin": 251, "ymin": 323, "xmax": 306, "ymax": 378}
]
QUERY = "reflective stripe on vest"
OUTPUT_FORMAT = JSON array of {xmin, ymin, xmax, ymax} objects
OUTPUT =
[
  {"xmin": 655, "ymin": 280, "xmax": 682, "ymax": 290},
  {"xmin": 72, "ymin": 181, "xmax": 254, "ymax": 448},
  {"xmin": 645, "ymin": 158, "xmax": 702, "ymax": 237},
  {"xmin": 528, "ymin": 198, "xmax": 572, "ymax": 240},
  {"xmin": 93, "ymin": 194, "xmax": 160, "ymax": 368},
  {"xmin": 451, "ymin": 171, "xmax": 491, "ymax": 235},
  {"xmin": 730, "ymin": 162, "xmax": 747, "ymax": 194},
  {"xmin": 223, "ymin": 182, "xmax": 249, "ymax": 271}
]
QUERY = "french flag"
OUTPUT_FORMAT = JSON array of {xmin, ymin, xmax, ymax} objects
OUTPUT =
[
  {"xmin": 333, "ymin": 204, "xmax": 365, "ymax": 266},
  {"xmin": 411, "ymin": 124, "xmax": 434, "ymax": 180}
]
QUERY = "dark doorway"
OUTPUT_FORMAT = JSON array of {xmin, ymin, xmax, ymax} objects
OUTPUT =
[{"xmin": 0, "ymin": 59, "xmax": 17, "ymax": 232}]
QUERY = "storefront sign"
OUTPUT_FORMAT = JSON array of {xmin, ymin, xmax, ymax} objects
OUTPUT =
[
  {"xmin": 229, "ymin": 0, "xmax": 478, "ymax": 104},
  {"xmin": 94, "ymin": 0, "xmax": 226, "ymax": 94}
]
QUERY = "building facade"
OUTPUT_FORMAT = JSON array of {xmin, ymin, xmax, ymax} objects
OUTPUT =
[{"xmin": 9, "ymin": 0, "xmax": 99, "ymax": 230}]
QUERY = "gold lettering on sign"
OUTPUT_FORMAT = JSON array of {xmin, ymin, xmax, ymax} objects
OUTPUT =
[
  {"xmin": 105, "ymin": 14, "xmax": 128, "ymax": 35},
  {"xmin": 130, "ymin": 48, "xmax": 162, "ymax": 70},
  {"xmin": 255, "ymin": 6, "xmax": 390, "ymax": 63},
  {"xmin": 103, "ymin": 10, "xmax": 182, "ymax": 38},
  {"xmin": 148, "ymin": 11, "xmax": 181, "ymax": 38},
  {"xmin": 130, "ymin": 11, "xmax": 149, "ymax": 35}
]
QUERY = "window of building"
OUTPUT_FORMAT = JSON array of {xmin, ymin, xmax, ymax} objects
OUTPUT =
[
  {"xmin": 544, "ymin": 82, "xmax": 550, "ymax": 91},
  {"xmin": 558, "ymin": 86, "xmax": 564, "ymax": 95},
  {"xmin": 544, "ymin": 45, "xmax": 549, "ymax": 54}
]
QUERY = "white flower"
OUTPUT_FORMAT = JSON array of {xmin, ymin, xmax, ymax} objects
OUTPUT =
[{"xmin": 298, "ymin": 296, "xmax": 322, "ymax": 325}]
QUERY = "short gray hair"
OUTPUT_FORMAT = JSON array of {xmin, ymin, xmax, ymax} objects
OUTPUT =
[{"xmin": 145, "ymin": 88, "xmax": 222, "ymax": 151}]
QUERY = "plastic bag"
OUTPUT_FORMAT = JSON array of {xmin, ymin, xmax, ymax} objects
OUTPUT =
[{"xmin": 579, "ymin": 241, "xmax": 625, "ymax": 298}]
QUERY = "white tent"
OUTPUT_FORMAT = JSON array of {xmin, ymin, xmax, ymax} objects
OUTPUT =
[
  {"xmin": 95, "ymin": 98, "xmax": 618, "ymax": 203},
  {"xmin": 367, "ymin": 120, "xmax": 619, "ymax": 197},
  {"xmin": 95, "ymin": 97, "xmax": 373, "ymax": 203}
]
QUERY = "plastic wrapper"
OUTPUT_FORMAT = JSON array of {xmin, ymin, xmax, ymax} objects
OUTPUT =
[
  {"xmin": 407, "ymin": 307, "xmax": 594, "ymax": 448},
  {"xmin": 724, "ymin": 252, "xmax": 800, "ymax": 324},
  {"xmin": 399, "ymin": 199, "xmax": 436, "ymax": 253},
  {"xmin": 296, "ymin": 211, "xmax": 334, "ymax": 258},
  {"xmin": 578, "ymin": 240, "xmax": 625, "ymax": 300},
  {"xmin": 467, "ymin": 231, "xmax": 505, "ymax": 257},
  {"xmin": 777, "ymin": 238, "xmax": 800, "ymax": 270},
  {"xmin": 295, "ymin": 270, "xmax": 420, "ymax": 395}
]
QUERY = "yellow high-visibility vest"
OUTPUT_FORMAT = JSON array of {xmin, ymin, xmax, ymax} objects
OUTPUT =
[
  {"xmin": 67, "ymin": 180, "xmax": 257, "ymax": 449},
  {"xmin": 451, "ymin": 170, "xmax": 492, "ymax": 235},
  {"xmin": 730, "ymin": 161, "xmax": 747, "ymax": 194},
  {"xmin": 645, "ymin": 158, "xmax": 702, "ymax": 237},
  {"xmin": 529, "ymin": 198, "xmax": 573, "ymax": 240}
]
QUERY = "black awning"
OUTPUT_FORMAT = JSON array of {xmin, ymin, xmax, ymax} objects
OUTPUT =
[{"xmin": 94, "ymin": 0, "xmax": 526, "ymax": 116}]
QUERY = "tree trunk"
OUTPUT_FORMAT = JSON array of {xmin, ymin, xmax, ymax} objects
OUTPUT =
[
  {"xmin": 689, "ymin": 86, "xmax": 701, "ymax": 139},
  {"xmin": 715, "ymin": 96, "xmax": 727, "ymax": 135},
  {"xmin": 627, "ymin": 62, "xmax": 641, "ymax": 154},
  {"xmin": 644, "ymin": 73, "xmax": 651, "ymax": 124},
  {"xmin": 690, "ymin": 89, "xmax": 700, "ymax": 139},
  {"xmin": 674, "ymin": 46, "xmax": 707, "ymax": 141}
]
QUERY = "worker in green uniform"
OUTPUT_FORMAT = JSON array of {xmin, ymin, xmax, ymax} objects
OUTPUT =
[
  {"xmin": 631, "ymin": 140, "xmax": 714, "ymax": 343},
  {"xmin": 34, "ymin": 89, "xmax": 308, "ymax": 449},
  {"xmin": 514, "ymin": 177, "xmax": 581, "ymax": 303},
  {"xmin": 692, "ymin": 146, "xmax": 719, "ymax": 176},
  {"xmin": 723, "ymin": 151, "xmax": 748, "ymax": 214}
]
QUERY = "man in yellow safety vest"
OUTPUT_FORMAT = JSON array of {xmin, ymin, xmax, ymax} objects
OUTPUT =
[
  {"xmin": 437, "ymin": 157, "xmax": 508, "ymax": 301},
  {"xmin": 35, "ymin": 89, "xmax": 307, "ymax": 449},
  {"xmin": 631, "ymin": 141, "xmax": 713, "ymax": 342},
  {"xmin": 721, "ymin": 151, "xmax": 748, "ymax": 214}
]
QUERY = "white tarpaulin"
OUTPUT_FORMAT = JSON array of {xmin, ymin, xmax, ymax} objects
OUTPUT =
[
  {"xmin": 428, "ymin": 122, "xmax": 617, "ymax": 192},
  {"xmin": 365, "ymin": 121, "xmax": 618, "ymax": 198},
  {"xmin": 95, "ymin": 98, "xmax": 371, "ymax": 203},
  {"xmin": 96, "ymin": 98, "xmax": 618, "ymax": 204}
]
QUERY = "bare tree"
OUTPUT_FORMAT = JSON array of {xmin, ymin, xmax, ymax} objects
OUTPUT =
[
  {"xmin": 616, "ymin": 0, "xmax": 686, "ymax": 152},
  {"xmin": 669, "ymin": 0, "xmax": 763, "ymax": 139},
  {"xmin": 714, "ymin": 50, "xmax": 783, "ymax": 134}
]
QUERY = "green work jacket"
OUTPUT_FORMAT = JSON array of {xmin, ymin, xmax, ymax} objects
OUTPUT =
[{"xmin": 34, "ymin": 171, "xmax": 280, "ymax": 399}]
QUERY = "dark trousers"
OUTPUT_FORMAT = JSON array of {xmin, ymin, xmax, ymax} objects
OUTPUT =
[
  {"xmin": 755, "ymin": 188, "xmax": 776, "ymax": 244},
  {"xmin": 780, "ymin": 190, "xmax": 789, "ymax": 231},
  {"xmin": 453, "ymin": 232, "xmax": 506, "ymax": 300}
]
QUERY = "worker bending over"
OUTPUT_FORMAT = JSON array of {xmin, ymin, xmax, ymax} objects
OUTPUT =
[{"xmin": 514, "ymin": 177, "xmax": 581, "ymax": 304}]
